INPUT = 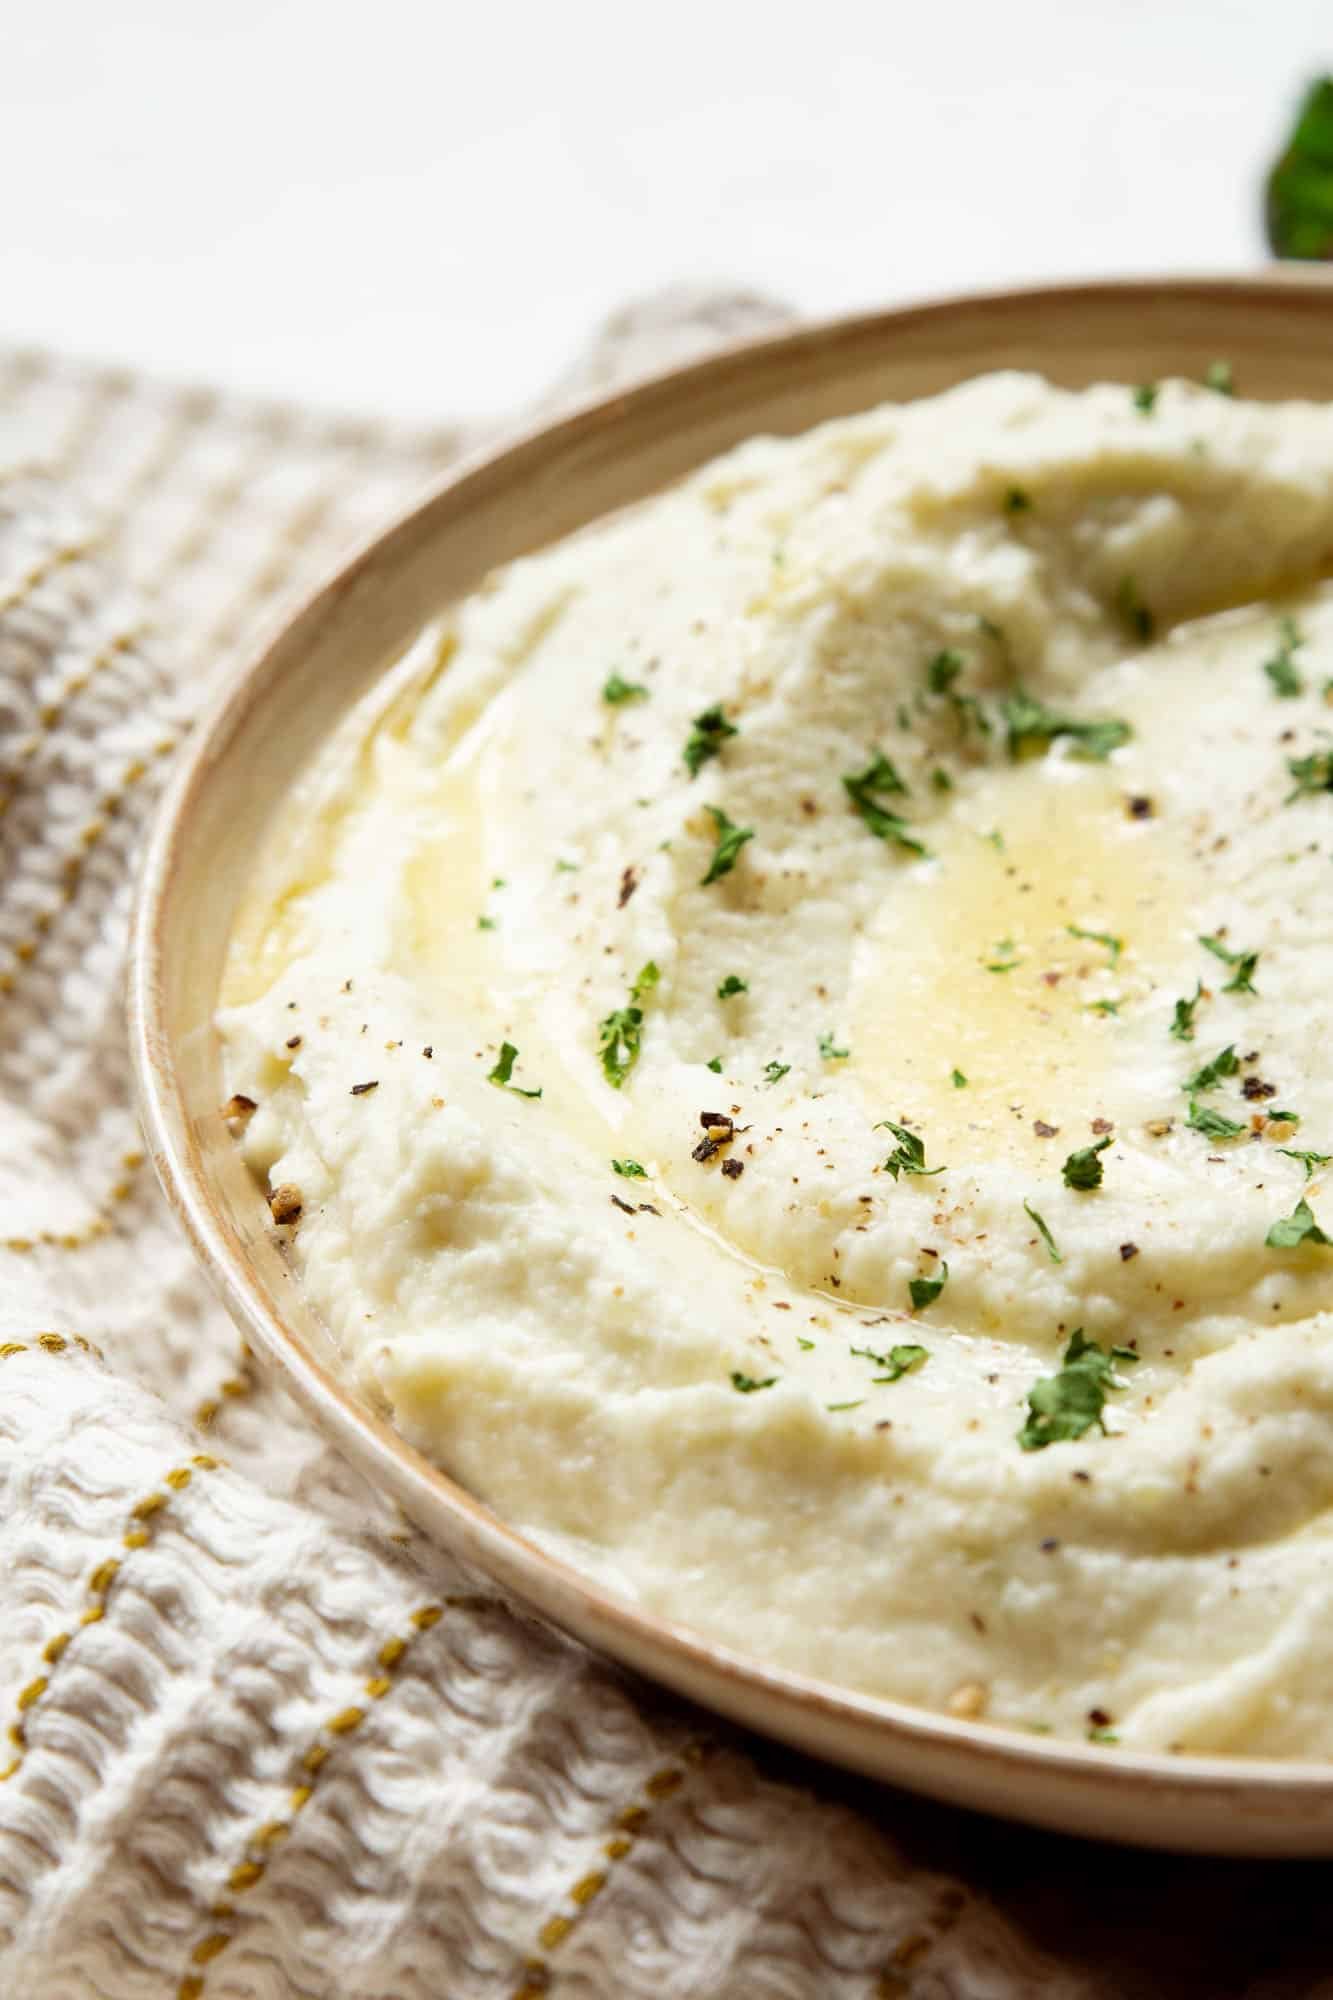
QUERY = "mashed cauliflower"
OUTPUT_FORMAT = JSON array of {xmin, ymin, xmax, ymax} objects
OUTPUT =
[{"xmin": 220, "ymin": 373, "xmax": 1333, "ymax": 1755}]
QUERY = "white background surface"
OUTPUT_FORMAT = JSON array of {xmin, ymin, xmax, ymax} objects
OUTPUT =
[{"xmin": 6, "ymin": 1, "xmax": 1331, "ymax": 422}]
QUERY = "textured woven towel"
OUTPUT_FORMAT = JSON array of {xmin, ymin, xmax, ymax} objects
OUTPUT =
[{"xmin": 3, "ymin": 299, "xmax": 1333, "ymax": 2000}]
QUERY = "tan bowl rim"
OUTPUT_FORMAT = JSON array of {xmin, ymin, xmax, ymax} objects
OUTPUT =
[{"xmin": 128, "ymin": 270, "xmax": 1333, "ymax": 1822}]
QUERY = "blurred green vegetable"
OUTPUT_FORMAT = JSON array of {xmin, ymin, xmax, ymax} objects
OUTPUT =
[{"xmin": 1267, "ymin": 77, "xmax": 1333, "ymax": 259}]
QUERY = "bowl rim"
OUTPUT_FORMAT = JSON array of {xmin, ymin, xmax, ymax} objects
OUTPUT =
[{"xmin": 128, "ymin": 270, "xmax": 1333, "ymax": 1840}]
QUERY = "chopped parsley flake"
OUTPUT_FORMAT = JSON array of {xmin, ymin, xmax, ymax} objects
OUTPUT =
[
  {"xmin": 1087, "ymin": 999, "xmax": 1121, "ymax": 1017},
  {"xmin": 700, "ymin": 805, "xmax": 754, "ymax": 885},
  {"xmin": 1132, "ymin": 382, "xmax": 1159, "ymax": 415},
  {"xmin": 818, "ymin": 1031, "xmax": 849, "ymax": 1061},
  {"xmin": 1205, "ymin": 359, "xmax": 1235, "ymax": 396},
  {"xmin": 926, "ymin": 650, "xmax": 964, "ymax": 694},
  {"xmin": 852, "ymin": 1340, "xmax": 928, "ymax": 1382},
  {"xmin": 1185, "ymin": 1098, "xmax": 1246, "ymax": 1140},
  {"xmin": 555, "ymin": 857, "xmax": 579, "ymax": 873},
  {"xmin": 611, "ymin": 1158, "xmax": 647, "ymax": 1177},
  {"xmin": 931, "ymin": 766, "xmax": 953, "ymax": 793},
  {"xmin": 1018, "ymin": 1330, "xmax": 1138, "ymax": 1451},
  {"xmin": 1262, "ymin": 617, "xmax": 1305, "ymax": 699},
  {"xmin": 487, "ymin": 1042, "xmax": 542, "ymax": 1098},
  {"xmin": 1023, "ymin": 1197, "xmax": 1063, "ymax": 1264},
  {"xmin": 1169, "ymin": 983, "xmax": 1203, "ymax": 1041},
  {"xmin": 717, "ymin": 973, "xmax": 748, "ymax": 999},
  {"xmin": 875, "ymin": 1119, "xmax": 944, "ymax": 1180},
  {"xmin": 797, "ymin": 1336, "xmax": 815, "ymax": 1350},
  {"xmin": 597, "ymin": 961, "xmax": 659, "ymax": 1088},
  {"xmin": 825, "ymin": 1400, "xmax": 864, "ymax": 1412},
  {"xmin": 1266, "ymin": 1197, "xmax": 1332, "ymax": 1249},
  {"xmin": 705, "ymin": 1055, "xmax": 722, "ymax": 1073},
  {"xmin": 908, "ymin": 1260, "xmax": 949, "ymax": 1312},
  {"xmin": 951, "ymin": 1067, "xmax": 968, "ymax": 1088},
  {"xmin": 477, "ymin": 914, "xmax": 496, "ymax": 930},
  {"xmin": 1003, "ymin": 486, "xmax": 1032, "ymax": 513},
  {"xmin": 1001, "ymin": 689, "xmax": 1132, "ymax": 762},
  {"xmin": 762, "ymin": 1059, "xmax": 790, "ymax": 1085},
  {"xmin": 1062, "ymin": 1136, "xmax": 1112, "ymax": 1190},
  {"xmin": 731, "ymin": 1371, "xmax": 778, "ymax": 1393},
  {"xmin": 683, "ymin": 704, "xmax": 737, "ymax": 777},
  {"xmin": 986, "ymin": 938, "xmax": 1022, "ymax": 973},
  {"xmin": 603, "ymin": 671, "xmax": 648, "ymax": 704},
  {"xmin": 1286, "ymin": 748, "xmax": 1333, "ymax": 801},
  {"xmin": 1183, "ymin": 1043, "xmax": 1238, "ymax": 1092},
  {"xmin": 1066, "ymin": 923, "xmax": 1123, "ymax": 968},
  {"xmin": 842, "ymin": 752, "xmax": 926, "ymax": 854},
  {"xmin": 1278, "ymin": 1147, "xmax": 1333, "ymax": 1180},
  {"xmin": 1199, "ymin": 934, "xmax": 1259, "ymax": 993}
]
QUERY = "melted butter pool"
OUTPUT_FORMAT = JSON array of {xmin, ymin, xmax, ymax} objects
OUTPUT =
[{"xmin": 849, "ymin": 757, "xmax": 1195, "ymax": 1166}]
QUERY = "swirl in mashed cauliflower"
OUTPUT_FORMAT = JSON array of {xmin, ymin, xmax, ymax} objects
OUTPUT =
[{"xmin": 220, "ymin": 373, "xmax": 1333, "ymax": 1755}]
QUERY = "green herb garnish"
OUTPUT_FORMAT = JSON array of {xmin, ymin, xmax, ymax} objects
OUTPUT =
[
  {"xmin": 908, "ymin": 1260, "xmax": 949, "ymax": 1312},
  {"xmin": 487, "ymin": 1042, "xmax": 542, "ymax": 1098},
  {"xmin": 730, "ymin": 1371, "xmax": 778, "ymax": 1393},
  {"xmin": 612, "ymin": 1158, "xmax": 647, "ymax": 1177},
  {"xmin": 1199, "ymin": 934, "xmax": 1259, "ymax": 993},
  {"xmin": 875, "ymin": 1119, "xmax": 945, "ymax": 1180},
  {"xmin": 705, "ymin": 1055, "xmax": 722, "ymax": 1073},
  {"xmin": 1205, "ymin": 359, "xmax": 1235, "ymax": 396},
  {"xmin": 818, "ymin": 1031, "xmax": 849, "ymax": 1061},
  {"xmin": 985, "ymin": 937, "xmax": 1022, "ymax": 973},
  {"xmin": 717, "ymin": 973, "xmax": 748, "ymax": 999},
  {"xmin": 931, "ymin": 766, "xmax": 953, "ymax": 793},
  {"xmin": 1003, "ymin": 486, "xmax": 1032, "ymax": 513},
  {"xmin": 477, "ymin": 914, "xmax": 497, "ymax": 930},
  {"xmin": 603, "ymin": 671, "xmax": 648, "ymax": 704},
  {"xmin": 762, "ymin": 1060, "xmax": 790, "ymax": 1085},
  {"xmin": 926, "ymin": 650, "xmax": 964, "ymax": 694},
  {"xmin": 598, "ymin": 961, "xmax": 660, "ymax": 1088},
  {"xmin": 1001, "ymin": 689, "xmax": 1132, "ymax": 762},
  {"xmin": 1286, "ymin": 748, "xmax": 1333, "ymax": 801},
  {"xmin": 1087, "ymin": 999, "xmax": 1121, "ymax": 1016},
  {"xmin": 1067, "ymin": 923, "xmax": 1123, "ymax": 968},
  {"xmin": 1132, "ymin": 383, "xmax": 1159, "ymax": 415},
  {"xmin": 951, "ymin": 1067, "xmax": 968, "ymax": 1088},
  {"xmin": 1262, "ymin": 617, "xmax": 1305, "ymax": 699},
  {"xmin": 700, "ymin": 805, "xmax": 754, "ymax": 885},
  {"xmin": 1278, "ymin": 1147, "xmax": 1333, "ymax": 1180},
  {"xmin": 1169, "ymin": 983, "xmax": 1203, "ymax": 1041},
  {"xmin": 683, "ymin": 704, "xmax": 737, "ymax": 777},
  {"xmin": 825, "ymin": 1400, "xmax": 864, "ymax": 1412},
  {"xmin": 842, "ymin": 752, "xmax": 926, "ymax": 854},
  {"xmin": 1018, "ymin": 1330, "xmax": 1138, "ymax": 1451},
  {"xmin": 852, "ymin": 1340, "xmax": 928, "ymax": 1382},
  {"xmin": 1183, "ymin": 1044, "xmax": 1238, "ymax": 1092},
  {"xmin": 1062, "ymin": 1136, "xmax": 1112, "ymax": 1190},
  {"xmin": 1185, "ymin": 1099, "xmax": 1246, "ymax": 1140},
  {"xmin": 1023, "ymin": 1197, "xmax": 1063, "ymax": 1264},
  {"xmin": 1266, "ymin": 1196, "xmax": 1332, "ymax": 1249}
]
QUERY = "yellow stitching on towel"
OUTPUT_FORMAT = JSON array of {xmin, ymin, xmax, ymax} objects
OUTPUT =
[
  {"xmin": 0, "ymin": 624, "xmax": 145, "ymax": 824},
  {"xmin": 192, "ymin": 1343, "xmax": 256, "ymax": 1431},
  {"xmin": 0, "ymin": 1333, "xmax": 105, "ymax": 1360},
  {"xmin": 175, "ymin": 1599, "xmax": 444, "ymax": 2000},
  {"xmin": 0, "ymin": 1452, "xmax": 213, "ymax": 1783},
  {"xmin": 145, "ymin": 413, "xmax": 295, "ymax": 602},
  {"xmin": 0, "ymin": 741, "xmax": 177, "ymax": 1000},
  {"xmin": 201, "ymin": 485, "xmax": 339, "ymax": 660},
  {"xmin": 1, "ymin": 1151, "xmax": 144, "ymax": 1254},
  {"xmin": 0, "ymin": 538, "xmax": 92, "ymax": 619},
  {"xmin": 513, "ymin": 1750, "xmax": 701, "ymax": 1997}
]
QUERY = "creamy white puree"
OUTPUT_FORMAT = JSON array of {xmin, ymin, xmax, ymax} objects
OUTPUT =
[{"xmin": 221, "ymin": 373, "xmax": 1333, "ymax": 1754}]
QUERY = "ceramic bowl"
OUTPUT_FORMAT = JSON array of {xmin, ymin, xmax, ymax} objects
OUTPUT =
[{"xmin": 130, "ymin": 273, "xmax": 1333, "ymax": 1854}]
